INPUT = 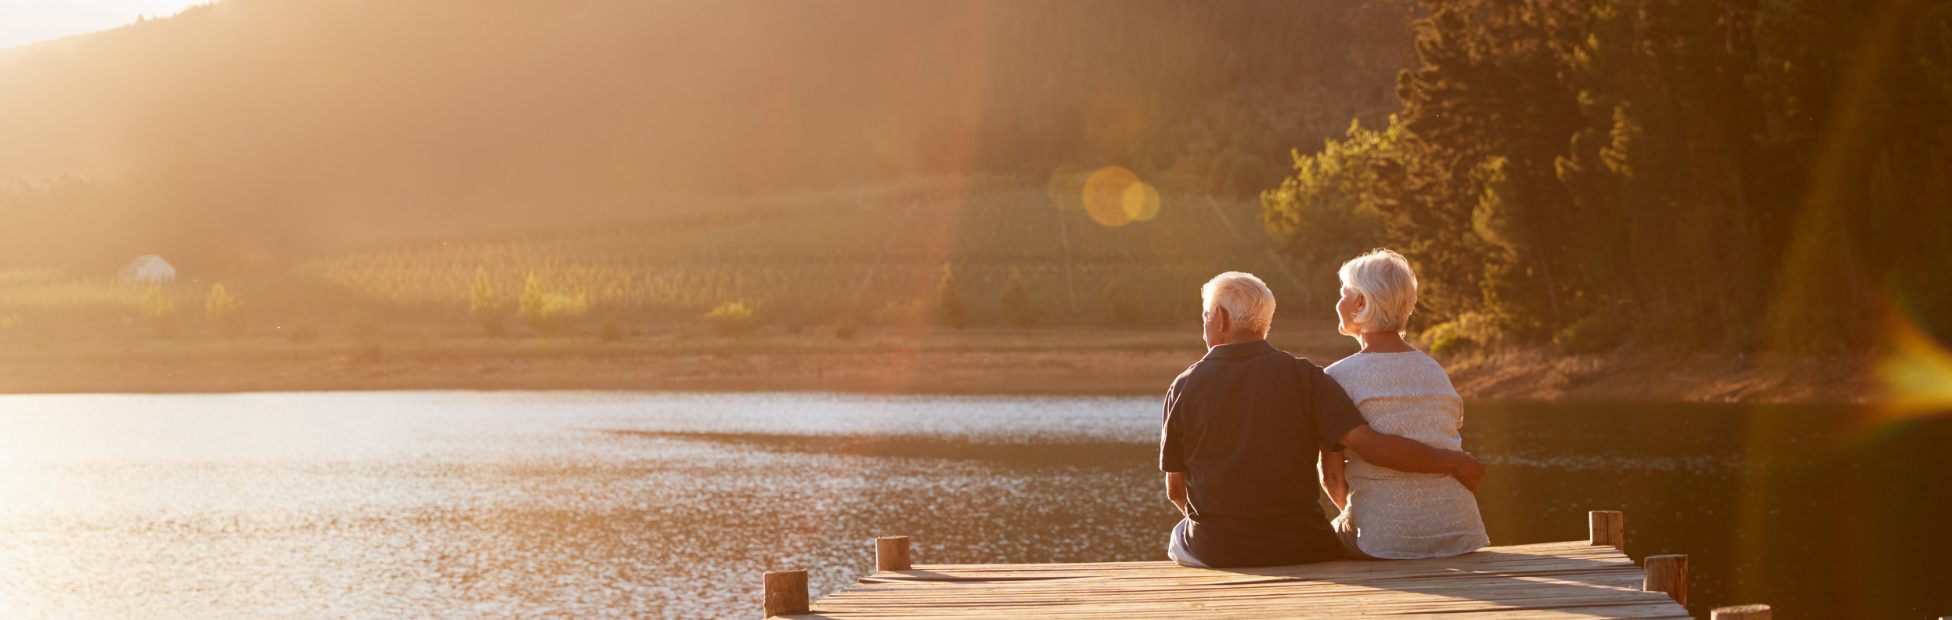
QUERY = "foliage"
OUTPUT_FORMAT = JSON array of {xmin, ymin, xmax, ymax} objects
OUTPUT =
[
  {"xmin": 0, "ymin": 2, "xmax": 1411, "ymax": 270},
  {"xmin": 703, "ymin": 301, "xmax": 757, "ymax": 335},
  {"xmin": 205, "ymin": 283, "xmax": 241, "ymax": 337},
  {"xmin": 517, "ymin": 273, "xmax": 589, "ymax": 334},
  {"xmin": 1000, "ymin": 268, "xmax": 1035, "ymax": 327},
  {"xmin": 138, "ymin": 285, "xmax": 177, "ymax": 336},
  {"xmin": 1420, "ymin": 312, "xmax": 1497, "ymax": 358},
  {"xmin": 1103, "ymin": 277, "xmax": 1139, "ymax": 327},
  {"xmin": 1264, "ymin": 0, "xmax": 1952, "ymax": 353},
  {"xmin": 1554, "ymin": 311, "xmax": 1632, "ymax": 355},
  {"xmin": 468, "ymin": 266, "xmax": 504, "ymax": 336},
  {"xmin": 1259, "ymin": 118, "xmax": 1396, "ymax": 298},
  {"xmin": 935, "ymin": 263, "xmax": 967, "ymax": 330}
]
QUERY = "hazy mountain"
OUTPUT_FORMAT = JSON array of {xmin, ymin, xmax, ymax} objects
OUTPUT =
[{"xmin": 0, "ymin": 0, "xmax": 1411, "ymax": 269}]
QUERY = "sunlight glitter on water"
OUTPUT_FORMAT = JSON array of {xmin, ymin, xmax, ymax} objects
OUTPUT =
[
  {"xmin": 0, "ymin": 392, "xmax": 1162, "ymax": 619},
  {"xmin": 0, "ymin": 392, "xmax": 1939, "ymax": 619}
]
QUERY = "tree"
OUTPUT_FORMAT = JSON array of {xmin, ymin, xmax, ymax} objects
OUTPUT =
[
  {"xmin": 139, "ymin": 285, "xmax": 177, "ymax": 336},
  {"xmin": 703, "ymin": 301, "xmax": 757, "ymax": 335},
  {"xmin": 205, "ymin": 283, "xmax": 241, "ymax": 337},
  {"xmin": 468, "ymin": 267, "xmax": 504, "ymax": 336},
  {"xmin": 1260, "ymin": 118, "xmax": 1397, "ymax": 304},
  {"xmin": 935, "ymin": 263, "xmax": 967, "ymax": 329},
  {"xmin": 518, "ymin": 274, "xmax": 545, "ymax": 329},
  {"xmin": 1103, "ymin": 277, "xmax": 1139, "ymax": 327},
  {"xmin": 517, "ymin": 273, "xmax": 589, "ymax": 334},
  {"xmin": 1000, "ymin": 268, "xmax": 1035, "ymax": 327}
]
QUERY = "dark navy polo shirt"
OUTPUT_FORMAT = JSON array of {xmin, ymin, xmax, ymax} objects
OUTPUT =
[{"xmin": 1159, "ymin": 339, "xmax": 1367, "ymax": 567}]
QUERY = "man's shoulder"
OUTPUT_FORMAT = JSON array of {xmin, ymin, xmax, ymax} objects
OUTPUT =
[{"xmin": 1168, "ymin": 361, "xmax": 1202, "ymax": 392}]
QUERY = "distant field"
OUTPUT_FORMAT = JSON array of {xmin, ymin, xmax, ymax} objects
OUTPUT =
[{"xmin": 0, "ymin": 176, "xmax": 1323, "ymax": 340}]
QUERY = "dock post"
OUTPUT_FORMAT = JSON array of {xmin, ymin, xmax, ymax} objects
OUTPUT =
[
  {"xmin": 1643, "ymin": 554, "xmax": 1688, "ymax": 607},
  {"xmin": 876, "ymin": 536, "xmax": 912, "ymax": 571},
  {"xmin": 1589, "ymin": 510, "xmax": 1624, "ymax": 549},
  {"xmin": 1711, "ymin": 604, "xmax": 1770, "ymax": 619},
  {"xmin": 763, "ymin": 570, "xmax": 809, "ymax": 617}
]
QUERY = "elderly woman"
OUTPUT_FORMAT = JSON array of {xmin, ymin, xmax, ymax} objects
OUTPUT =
[{"xmin": 1319, "ymin": 249, "xmax": 1489, "ymax": 559}]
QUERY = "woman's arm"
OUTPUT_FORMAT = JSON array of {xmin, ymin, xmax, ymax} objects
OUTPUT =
[{"xmin": 1319, "ymin": 450, "xmax": 1349, "ymax": 512}]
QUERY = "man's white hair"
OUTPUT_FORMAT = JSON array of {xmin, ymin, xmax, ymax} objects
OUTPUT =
[
  {"xmin": 1338, "ymin": 248, "xmax": 1418, "ymax": 334},
  {"xmin": 1201, "ymin": 271, "xmax": 1276, "ymax": 335}
]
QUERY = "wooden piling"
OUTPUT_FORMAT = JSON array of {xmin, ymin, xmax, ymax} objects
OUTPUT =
[
  {"xmin": 1644, "ymin": 553, "xmax": 1689, "ymax": 607},
  {"xmin": 875, "ymin": 536, "xmax": 912, "ymax": 571},
  {"xmin": 1711, "ymin": 604, "xmax": 1771, "ymax": 619},
  {"xmin": 1589, "ymin": 510, "xmax": 1625, "ymax": 549},
  {"xmin": 762, "ymin": 569, "xmax": 808, "ymax": 617}
]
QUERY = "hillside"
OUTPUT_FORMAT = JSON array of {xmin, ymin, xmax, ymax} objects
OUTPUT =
[{"xmin": 0, "ymin": 0, "xmax": 1414, "ymax": 271}]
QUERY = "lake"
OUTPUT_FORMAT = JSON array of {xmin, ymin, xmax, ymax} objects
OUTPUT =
[{"xmin": 0, "ymin": 392, "xmax": 1945, "ymax": 618}]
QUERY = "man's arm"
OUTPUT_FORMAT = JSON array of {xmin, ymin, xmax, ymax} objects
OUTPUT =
[
  {"xmin": 1164, "ymin": 472, "xmax": 1189, "ymax": 516},
  {"xmin": 1338, "ymin": 425, "xmax": 1485, "ymax": 492},
  {"xmin": 1318, "ymin": 450, "xmax": 1349, "ymax": 512}
]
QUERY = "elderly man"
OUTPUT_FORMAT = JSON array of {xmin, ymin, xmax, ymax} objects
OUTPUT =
[{"xmin": 1161, "ymin": 272, "xmax": 1485, "ymax": 568}]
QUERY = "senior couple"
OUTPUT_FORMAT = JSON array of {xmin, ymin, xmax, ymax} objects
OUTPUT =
[{"xmin": 1161, "ymin": 249, "xmax": 1489, "ymax": 567}]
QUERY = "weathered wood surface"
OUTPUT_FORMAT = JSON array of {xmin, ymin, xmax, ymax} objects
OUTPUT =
[{"xmin": 780, "ymin": 541, "xmax": 1690, "ymax": 619}]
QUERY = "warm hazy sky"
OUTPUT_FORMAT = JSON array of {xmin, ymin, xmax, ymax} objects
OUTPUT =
[{"xmin": 0, "ymin": 0, "xmax": 212, "ymax": 50}]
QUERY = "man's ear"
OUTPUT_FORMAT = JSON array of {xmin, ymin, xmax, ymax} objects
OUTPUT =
[{"xmin": 1214, "ymin": 306, "xmax": 1231, "ymax": 333}]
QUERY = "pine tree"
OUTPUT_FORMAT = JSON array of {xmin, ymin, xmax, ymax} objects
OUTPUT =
[
  {"xmin": 518, "ymin": 273, "xmax": 546, "ymax": 331},
  {"xmin": 205, "ymin": 283, "xmax": 240, "ymax": 337},
  {"xmin": 1000, "ymin": 268, "xmax": 1035, "ymax": 327},
  {"xmin": 1103, "ymin": 277, "xmax": 1138, "ymax": 327},
  {"xmin": 469, "ymin": 267, "xmax": 503, "ymax": 336},
  {"xmin": 139, "ymin": 285, "xmax": 177, "ymax": 336},
  {"xmin": 935, "ymin": 263, "xmax": 967, "ymax": 329}
]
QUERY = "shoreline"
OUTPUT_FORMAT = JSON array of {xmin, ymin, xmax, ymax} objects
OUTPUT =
[{"xmin": 0, "ymin": 326, "xmax": 1878, "ymax": 404}]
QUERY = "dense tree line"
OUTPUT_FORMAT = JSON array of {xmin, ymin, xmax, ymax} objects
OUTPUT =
[{"xmin": 1263, "ymin": 0, "xmax": 1952, "ymax": 353}]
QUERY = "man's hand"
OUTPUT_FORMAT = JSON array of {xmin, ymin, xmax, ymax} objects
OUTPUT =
[
  {"xmin": 1340, "ymin": 424, "xmax": 1487, "ymax": 492},
  {"xmin": 1446, "ymin": 451, "xmax": 1485, "ymax": 493}
]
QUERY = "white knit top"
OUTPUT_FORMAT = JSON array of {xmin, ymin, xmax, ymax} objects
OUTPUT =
[{"xmin": 1324, "ymin": 351, "xmax": 1489, "ymax": 559}]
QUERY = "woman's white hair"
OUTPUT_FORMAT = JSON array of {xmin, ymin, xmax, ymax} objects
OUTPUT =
[
  {"xmin": 1338, "ymin": 249, "xmax": 1418, "ymax": 334},
  {"xmin": 1201, "ymin": 271, "xmax": 1276, "ymax": 335}
]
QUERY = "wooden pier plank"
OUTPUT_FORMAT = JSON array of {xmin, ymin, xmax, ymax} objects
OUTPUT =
[{"xmin": 786, "ymin": 540, "xmax": 1690, "ymax": 619}]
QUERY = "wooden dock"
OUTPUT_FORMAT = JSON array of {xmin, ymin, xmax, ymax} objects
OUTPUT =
[{"xmin": 763, "ymin": 511, "xmax": 1775, "ymax": 619}]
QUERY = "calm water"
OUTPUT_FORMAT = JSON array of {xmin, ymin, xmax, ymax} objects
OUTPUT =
[{"xmin": 0, "ymin": 392, "xmax": 1945, "ymax": 619}]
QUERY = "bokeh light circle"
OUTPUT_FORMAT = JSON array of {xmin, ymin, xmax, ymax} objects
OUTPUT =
[
  {"xmin": 1122, "ymin": 181, "xmax": 1160, "ymax": 222},
  {"xmin": 1082, "ymin": 166, "xmax": 1140, "ymax": 227}
]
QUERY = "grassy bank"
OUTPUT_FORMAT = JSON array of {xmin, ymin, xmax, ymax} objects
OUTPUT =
[{"xmin": 0, "ymin": 317, "xmax": 1875, "ymax": 404}]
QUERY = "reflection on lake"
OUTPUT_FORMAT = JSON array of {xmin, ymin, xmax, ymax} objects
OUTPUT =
[{"xmin": 0, "ymin": 392, "xmax": 1945, "ymax": 618}]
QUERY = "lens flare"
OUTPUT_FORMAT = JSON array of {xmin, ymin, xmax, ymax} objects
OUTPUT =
[
  {"xmin": 1080, "ymin": 166, "xmax": 1161, "ymax": 228},
  {"xmin": 1122, "ymin": 181, "xmax": 1160, "ymax": 222},
  {"xmin": 1875, "ymin": 314, "xmax": 1952, "ymax": 415}
]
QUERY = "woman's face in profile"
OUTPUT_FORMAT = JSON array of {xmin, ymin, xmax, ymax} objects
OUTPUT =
[{"xmin": 1335, "ymin": 285, "xmax": 1363, "ymax": 337}]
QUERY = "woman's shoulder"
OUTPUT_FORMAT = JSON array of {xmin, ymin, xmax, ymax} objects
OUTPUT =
[
  {"xmin": 1326, "ymin": 352, "xmax": 1456, "ymax": 390},
  {"xmin": 1326, "ymin": 351, "xmax": 1441, "ymax": 372}
]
